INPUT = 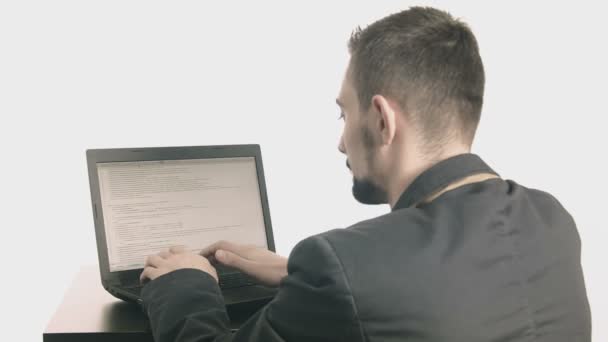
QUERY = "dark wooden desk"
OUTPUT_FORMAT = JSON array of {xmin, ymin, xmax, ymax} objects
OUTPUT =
[{"xmin": 43, "ymin": 265, "xmax": 268, "ymax": 342}]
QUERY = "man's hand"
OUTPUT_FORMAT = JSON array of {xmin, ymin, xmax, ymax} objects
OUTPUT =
[
  {"xmin": 200, "ymin": 241, "xmax": 288, "ymax": 287},
  {"xmin": 140, "ymin": 246, "xmax": 218, "ymax": 284}
]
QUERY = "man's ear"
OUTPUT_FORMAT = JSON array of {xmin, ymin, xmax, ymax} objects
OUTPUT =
[{"xmin": 371, "ymin": 95, "xmax": 397, "ymax": 146}]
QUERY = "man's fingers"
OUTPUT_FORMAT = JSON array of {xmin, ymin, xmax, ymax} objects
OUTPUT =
[
  {"xmin": 145, "ymin": 254, "xmax": 164, "ymax": 267},
  {"xmin": 158, "ymin": 250, "xmax": 171, "ymax": 259},
  {"xmin": 200, "ymin": 240, "xmax": 246, "ymax": 258},
  {"xmin": 169, "ymin": 245, "xmax": 187, "ymax": 254},
  {"xmin": 215, "ymin": 249, "xmax": 258, "ymax": 274},
  {"xmin": 140, "ymin": 266, "xmax": 161, "ymax": 283},
  {"xmin": 199, "ymin": 241, "xmax": 228, "ymax": 257}
]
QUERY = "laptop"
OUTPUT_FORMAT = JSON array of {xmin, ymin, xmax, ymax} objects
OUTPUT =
[{"xmin": 86, "ymin": 144, "xmax": 278, "ymax": 311}]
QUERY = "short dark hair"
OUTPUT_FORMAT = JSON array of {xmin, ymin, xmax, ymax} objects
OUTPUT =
[{"xmin": 348, "ymin": 6, "xmax": 485, "ymax": 151}]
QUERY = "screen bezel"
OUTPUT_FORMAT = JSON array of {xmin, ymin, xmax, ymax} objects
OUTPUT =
[{"xmin": 86, "ymin": 144, "xmax": 276, "ymax": 285}]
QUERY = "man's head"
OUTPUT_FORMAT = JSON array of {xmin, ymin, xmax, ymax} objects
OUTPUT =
[{"xmin": 336, "ymin": 6, "xmax": 485, "ymax": 206}]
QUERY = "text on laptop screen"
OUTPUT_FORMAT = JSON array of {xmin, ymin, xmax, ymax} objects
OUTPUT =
[{"xmin": 97, "ymin": 157, "xmax": 268, "ymax": 272}]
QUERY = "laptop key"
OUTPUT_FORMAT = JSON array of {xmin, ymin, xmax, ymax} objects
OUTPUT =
[{"xmin": 219, "ymin": 272, "xmax": 255, "ymax": 289}]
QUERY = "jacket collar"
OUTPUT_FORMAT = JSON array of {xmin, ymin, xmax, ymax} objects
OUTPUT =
[{"xmin": 392, "ymin": 153, "xmax": 498, "ymax": 211}]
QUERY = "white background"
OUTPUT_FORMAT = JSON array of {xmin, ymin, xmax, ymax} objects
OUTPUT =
[{"xmin": 1, "ymin": 1, "xmax": 606, "ymax": 341}]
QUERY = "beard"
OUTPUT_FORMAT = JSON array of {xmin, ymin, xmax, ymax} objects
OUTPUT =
[
  {"xmin": 352, "ymin": 176, "xmax": 388, "ymax": 204},
  {"xmin": 347, "ymin": 159, "xmax": 388, "ymax": 205}
]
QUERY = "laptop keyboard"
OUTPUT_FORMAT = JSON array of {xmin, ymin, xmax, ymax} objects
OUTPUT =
[
  {"xmin": 122, "ymin": 272, "xmax": 255, "ymax": 295},
  {"xmin": 218, "ymin": 272, "xmax": 255, "ymax": 289}
]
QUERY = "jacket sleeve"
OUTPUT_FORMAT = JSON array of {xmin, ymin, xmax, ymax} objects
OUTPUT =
[{"xmin": 141, "ymin": 234, "xmax": 365, "ymax": 342}]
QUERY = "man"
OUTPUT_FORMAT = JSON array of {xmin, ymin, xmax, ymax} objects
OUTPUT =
[{"xmin": 139, "ymin": 6, "xmax": 591, "ymax": 341}]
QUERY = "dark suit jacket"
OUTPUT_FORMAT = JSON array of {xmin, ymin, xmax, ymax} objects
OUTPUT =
[{"xmin": 142, "ymin": 154, "xmax": 591, "ymax": 341}]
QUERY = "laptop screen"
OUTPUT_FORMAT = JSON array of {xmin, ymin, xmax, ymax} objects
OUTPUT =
[{"xmin": 96, "ymin": 156, "xmax": 268, "ymax": 272}]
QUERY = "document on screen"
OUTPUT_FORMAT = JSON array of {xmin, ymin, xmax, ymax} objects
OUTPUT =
[{"xmin": 96, "ymin": 157, "xmax": 268, "ymax": 272}]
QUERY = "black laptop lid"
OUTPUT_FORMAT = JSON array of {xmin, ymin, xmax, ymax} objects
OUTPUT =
[{"xmin": 86, "ymin": 145, "xmax": 275, "ymax": 284}]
